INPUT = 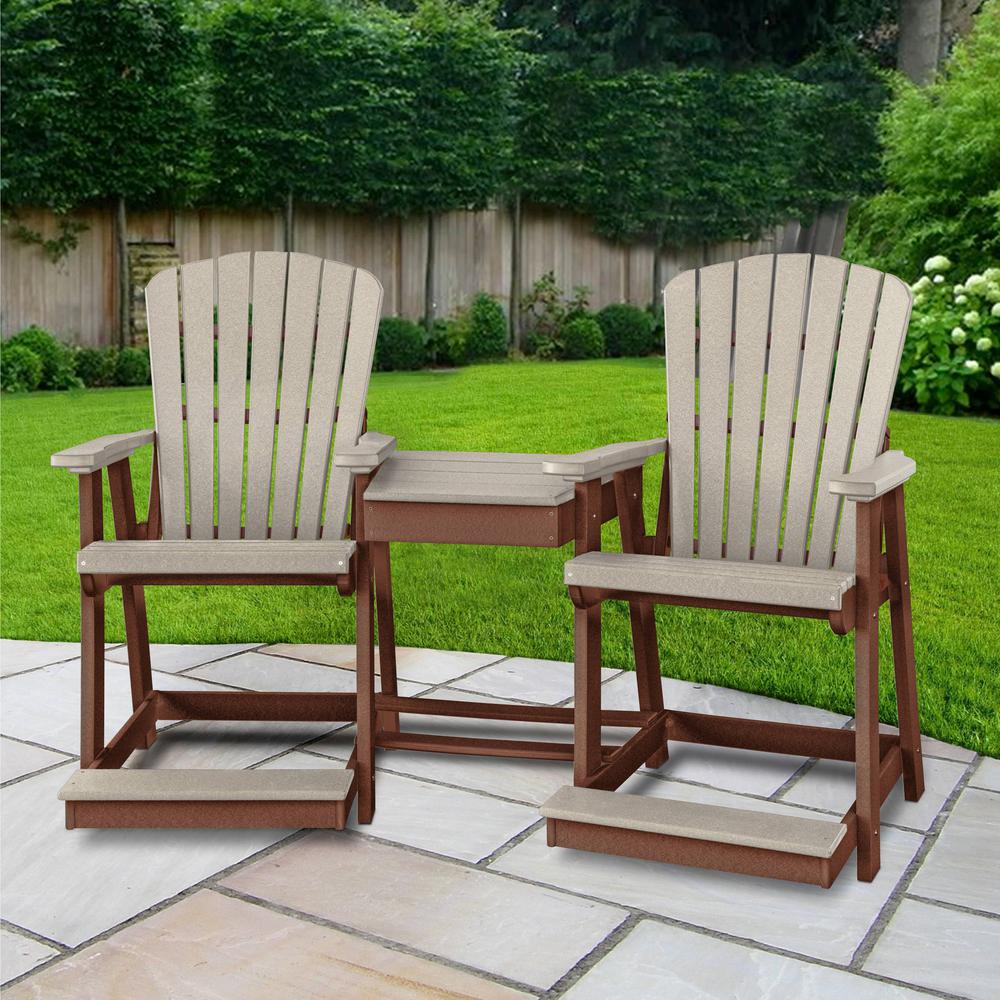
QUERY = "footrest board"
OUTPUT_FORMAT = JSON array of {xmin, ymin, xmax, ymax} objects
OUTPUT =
[
  {"xmin": 542, "ymin": 786, "xmax": 853, "ymax": 888},
  {"xmin": 60, "ymin": 768, "xmax": 356, "ymax": 831},
  {"xmin": 541, "ymin": 786, "xmax": 846, "ymax": 858}
]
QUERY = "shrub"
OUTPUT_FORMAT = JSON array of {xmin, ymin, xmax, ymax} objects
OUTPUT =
[
  {"xmin": 374, "ymin": 317, "xmax": 425, "ymax": 371},
  {"xmin": 74, "ymin": 346, "xmax": 117, "ymax": 387},
  {"xmin": 597, "ymin": 303, "xmax": 655, "ymax": 356},
  {"xmin": 845, "ymin": 4, "xmax": 1000, "ymax": 278},
  {"xmin": 6, "ymin": 326, "xmax": 81, "ymax": 389},
  {"xmin": 898, "ymin": 258, "xmax": 1000, "ymax": 415},
  {"xmin": 560, "ymin": 315, "xmax": 605, "ymax": 360},
  {"xmin": 465, "ymin": 293, "xmax": 508, "ymax": 360},
  {"xmin": 1, "ymin": 342, "xmax": 43, "ymax": 392},
  {"xmin": 520, "ymin": 272, "xmax": 591, "ymax": 358},
  {"xmin": 114, "ymin": 347, "xmax": 151, "ymax": 386},
  {"xmin": 426, "ymin": 318, "xmax": 469, "ymax": 367}
]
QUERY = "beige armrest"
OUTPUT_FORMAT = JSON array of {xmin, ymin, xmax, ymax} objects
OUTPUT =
[
  {"xmin": 542, "ymin": 438, "xmax": 667, "ymax": 482},
  {"xmin": 333, "ymin": 431, "xmax": 397, "ymax": 473},
  {"xmin": 51, "ymin": 430, "xmax": 155, "ymax": 474},
  {"xmin": 828, "ymin": 450, "xmax": 916, "ymax": 500}
]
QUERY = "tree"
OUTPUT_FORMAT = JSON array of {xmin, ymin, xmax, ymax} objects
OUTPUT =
[
  {"xmin": 897, "ymin": 0, "xmax": 943, "ymax": 82},
  {"xmin": 1, "ymin": 0, "xmax": 201, "ymax": 344}
]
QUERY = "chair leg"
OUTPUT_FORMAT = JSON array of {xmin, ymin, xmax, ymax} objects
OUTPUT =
[
  {"xmin": 574, "ymin": 602, "xmax": 603, "ymax": 785},
  {"xmin": 122, "ymin": 584, "xmax": 156, "ymax": 749},
  {"xmin": 355, "ymin": 544, "xmax": 376, "ymax": 824},
  {"xmin": 855, "ymin": 499, "xmax": 882, "ymax": 882},
  {"xmin": 372, "ymin": 541, "xmax": 399, "ymax": 735},
  {"xmin": 884, "ymin": 487, "xmax": 924, "ymax": 801},
  {"xmin": 81, "ymin": 587, "xmax": 105, "ymax": 767},
  {"xmin": 629, "ymin": 601, "xmax": 668, "ymax": 768}
]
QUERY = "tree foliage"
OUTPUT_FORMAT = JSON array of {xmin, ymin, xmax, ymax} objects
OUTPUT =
[
  {"xmin": 1, "ymin": 0, "xmax": 201, "ymax": 210},
  {"xmin": 846, "ymin": 1, "xmax": 1000, "ymax": 278}
]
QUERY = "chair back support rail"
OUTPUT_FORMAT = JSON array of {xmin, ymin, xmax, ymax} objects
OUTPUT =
[
  {"xmin": 146, "ymin": 251, "xmax": 381, "ymax": 543},
  {"xmin": 660, "ymin": 254, "xmax": 911, "ymax": 571}
]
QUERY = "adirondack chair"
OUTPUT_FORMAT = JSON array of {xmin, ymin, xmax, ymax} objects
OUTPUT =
[
  {"xmin": 542, "ymin": 254, "xmax": 923, "ymax": 887},
  {"xmin": 51, "ymin": 251, "xmax": 395, "ymax": 830}
]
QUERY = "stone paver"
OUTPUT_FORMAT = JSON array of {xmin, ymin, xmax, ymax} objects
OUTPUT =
[
  {"xmin": 864, "ymin": 898, "xmax": 1000, "ymax": 1000},
  {"xmin": 907, "ymin": 787, "xmax": 1000, "ymax": 916},
  {"xmin": 1, "ymin": 639, "xmax": 995, "ymax": 997},
  {"xmin": 563, "ymin": 920, "xmax": 932, "ymax": 1000},
  {"xmin": 2, "ymin": 890, "xmax": 530, "ymax": 1000},
  {"xmin": 222, "ymin": 833, "xmax": 627, "ymax": 990}
]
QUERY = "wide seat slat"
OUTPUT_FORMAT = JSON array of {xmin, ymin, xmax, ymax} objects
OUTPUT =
[
  {"xmin": 564, "ymin": 551, "xmax": 854, "ymax": 610},
  {"xmin": 59, "ymin": 768, "xmax": 355, "ymax": 802},
  {"xmin": 541, "ymin": 786, "xmax": 847, "ymax": 859},
  {"xmin": 77, "ymin": 539, "xmax": 355, "ymax": 576}
]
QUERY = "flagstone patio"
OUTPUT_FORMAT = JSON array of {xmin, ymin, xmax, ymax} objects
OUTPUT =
[{"xmin": 1, "ymin": 639, "xmax": 997, "ymax": 998}]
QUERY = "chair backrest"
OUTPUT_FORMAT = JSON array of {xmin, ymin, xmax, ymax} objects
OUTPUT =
[
  {"xmin": 663, "ymin": 253, "xmax": 911, "ymax": 573},
  {"xmin": 145, "ymin": 251, "xmax": 383, "ymax": 542}
]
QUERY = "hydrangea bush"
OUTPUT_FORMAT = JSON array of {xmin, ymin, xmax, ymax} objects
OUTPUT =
[{"xmin": 899, "ymin": 256, "xmax": 1000, "ymax": 415}]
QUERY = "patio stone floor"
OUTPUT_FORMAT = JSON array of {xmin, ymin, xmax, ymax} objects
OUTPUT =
[{"xmin": 1, "ymin": 638, "xmax": 997, "ymax": 998}]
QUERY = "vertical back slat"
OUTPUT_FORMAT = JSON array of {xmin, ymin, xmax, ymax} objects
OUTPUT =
[
  {"xmin": 664, "ymin": 269, "xmax": 697, "ymax": 558},
  {"xmin": 323, "ymin": 268, "xmax": 384, "ymax": 538},
  {"xmin": 179, "ymin": 259, "xmax": 215, "ymax": 540},
  {"xmin": 270, "ymin": 253, "xmax": 322, "ymax": 539},
  {"xmin": 725, "ymin": 254, "xmax": 773, "ymax": 561},
  {"xmin": 146, "ymin": 268, "xmax": 186, "ymax": 539},
  {"xmin": 696, "ymin": 261, "xmax": 734, "ymax": 560},
  {"xmin": 808, "ymin": 264, "xmax": 883, "ymax": 569},
  {"xmin": 834, "ymin": 274, "xmax": 912, "ymax": 570},
  {"xmin": 297, "ymin": 262, "xmax": 355, "ymax": 540},
  {"xmin": 244, "ymin": 252, "xmax": 288, "ymax": 538},
  {"xmin": 754, "ymin": 254, "xmax": 810, "ymax": 562},
  {"xmin": 216, "ymin": 252, "xmax": 251, "ymax": 540},
  {"xmin": 782, "ymin": 256, "xmax": 848, "ymax": 565}
]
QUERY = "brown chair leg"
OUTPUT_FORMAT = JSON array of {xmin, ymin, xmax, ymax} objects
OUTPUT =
[
  {"xmin": 122, "ymin": 585, "xmax": 156, "ymax": 749},
  {"xmin": 574, "ymin": 602, "xmax": 603, "ymax": 785},
  {"xmin": 81, "ymin": 587, "xmax": 105, "ymax": 767},
  {"xmin": 355, "ymin": 544, "xmax": 376, "ymax": 824},
  {"xmin": 884, "ymin": 486, "xmax": 924, "ymax": 801},
  {"xmin": 372, "ymin": 541, "xmax": 399, "ymax": 734},
  {"xmin": 855, "ymin": 498, "xmax": 882, "ymax": 882},
  {"xmin": 629, "ymin": 601, "xmax": 668, "ymax": 768}
]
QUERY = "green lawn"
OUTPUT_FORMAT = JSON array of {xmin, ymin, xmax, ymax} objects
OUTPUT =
[{"xmin": 2, "ymin": 358, "xmax": 998, "ymax": 756}]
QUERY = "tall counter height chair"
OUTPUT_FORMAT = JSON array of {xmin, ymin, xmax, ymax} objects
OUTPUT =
[
  {"xmin": 543, "ymin": 253, "xmax": 924, "ymax": 887},
  {"xmin": 51, "ymin": 251, "xmax": 396, "ymax": 829}
]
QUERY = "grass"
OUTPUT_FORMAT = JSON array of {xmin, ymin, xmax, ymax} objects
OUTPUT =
[{"xmin": 1, "ymin": 357, "xmax": 998, "ymax": 756}]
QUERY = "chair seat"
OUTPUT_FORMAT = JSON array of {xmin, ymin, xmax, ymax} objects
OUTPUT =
[
  {"xmin": 564, "ymin": 551, "xmax": 855, "ymax": 610},
  {"xmin": 363, "ymin": 451, "xmax": 582, "ymax": 506},
  {"xmin": 77, "ymin": 539, "xmax": 355, "ymax": 576}
]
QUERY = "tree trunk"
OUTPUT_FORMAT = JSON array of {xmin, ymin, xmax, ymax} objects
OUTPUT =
[
  {"xmin": 898, "ymin": 0, "xmax": 943, "ymax": 85},
  {"xmin": 424, "ymin": 211, "xmax": 435, "ymax": 330},
  {"xmin": 115, "ymin": 195, "xmax": 130, "ymax": 349},
  {"xmin": 283, "ymin": 191, "xmax": 295, "ymax": 252},
  {"xmin": 509, "ymin": 193, "xmax": 522, "ymax": 350},
  {"xmin": 939, "ymin": 0, "xmax": 985, "ymax": 63}
]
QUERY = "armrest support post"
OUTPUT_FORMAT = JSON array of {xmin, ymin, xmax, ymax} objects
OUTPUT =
[{"xmin": 79, "ymin": 471, "xmax": 104, "ymax": 549}]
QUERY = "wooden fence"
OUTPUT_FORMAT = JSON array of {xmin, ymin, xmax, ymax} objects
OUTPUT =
[{"xmin": 1, "ymin": 202, "xmax": 848, "ymax": 347}]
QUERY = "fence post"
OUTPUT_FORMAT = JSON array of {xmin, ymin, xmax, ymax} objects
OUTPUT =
[
  {"xmin": 509, "ymin": 193, "xmax": 521, "ymax": 349},
  {"xmin": 115, "ymin": 196, "xmax": 129, "ymax": 348},
  {"xmin": 423, "ymin": 211, "xmax": 435, "ymax": 330},
  {"xmin": 283, "ymin": 191, "xmax": 295, "ymax": 252}
]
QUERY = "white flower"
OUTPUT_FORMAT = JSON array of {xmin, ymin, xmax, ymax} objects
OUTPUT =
[
  {"xmin": 984, "ymin": 267, "xmax": 1000, "ymax": 282},
  {"xmin": 963, "ymin": 311, "xmax": 981, "ymax": 327},
  {"xmin": 911, "ymin": 275, "xmax": 933, "ymax": 292},
  {"xmin": 933, "ymin": 274, "xmax": 945, "ymax": 284},
  {"xmin": 965, "ymin": 274, "xmax": 988, "ymax": 294},
  {"xmin": 991, "ymin": 361, "xmax": 1000, "ymax": 378},
  {"xmin": 953, "ymin": 283, "xmax": 966, "ymax": 294},
  {"xmin": 955, "ymin": 294, "xmax": 969, "ymax": 304},
  {"xmin": 976, "ymin": 337, "xmax": 993, "ymax": 351},
  {"xmin": 992, "ymin": 302, "xmax": 1000, "ymax": 318},
  {"xmin": 925, "ymin": 255, "xmax": 952, "ymax": 273},
  {"xmin": 987, "ymin": 283, "xmax": 1000, "ymax": 303},
  {"xmin": 951, "ymin": 328, "xmax": 967, "ymax": 344},
  {"xmin": 964, "ymin": 359, "xmax": 980, "ymax": 372}
]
